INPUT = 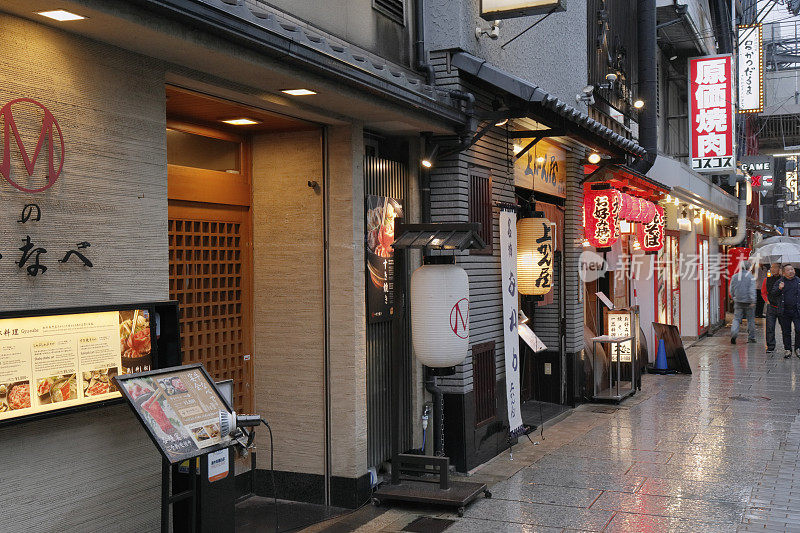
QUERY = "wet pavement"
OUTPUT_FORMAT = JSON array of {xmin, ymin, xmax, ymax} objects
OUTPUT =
[{"xmin": 306, "ymin": 320, "xmax": 800, "ymax": 532}]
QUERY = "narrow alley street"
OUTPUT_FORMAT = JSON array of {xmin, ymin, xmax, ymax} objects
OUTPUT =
[{"xmin": 311, "ymin": 322, "xmax": 800, "ymax": 532}]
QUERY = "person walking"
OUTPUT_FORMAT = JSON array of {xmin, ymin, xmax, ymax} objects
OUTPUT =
[
  {"xmin": 762, "ymin": 262, "xmax": 783, "ymax": 353},
  {"xmin": 756, "ymin": 264, "xmax": 767, "ymax": 317},
  {"xmin": 771, "ymin": 264, "xmax": 800, "ymax": 358},
  {"xmin": 730, "ymin": 260, "xmax": 757, "ymax": 344}
]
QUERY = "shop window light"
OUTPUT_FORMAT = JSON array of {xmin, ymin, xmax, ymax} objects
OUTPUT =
[
  {"xmin": 37, "ymin": 10, "xmax": 86, "ymax": 21},
  {"xmin": 281, "ymin": 89, "xmax": 317, "ymax": 96}
]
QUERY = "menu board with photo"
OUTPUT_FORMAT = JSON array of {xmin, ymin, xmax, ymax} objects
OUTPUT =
[
  {"xmin": 0, "ymin": 309, "xmax": 153, "ymax": 423},
  {"xmin": 115, "ymin": 365, "xmax": 232, "ymax": 463},
  {"xmin": 366, "ymin": 194, "xmax": 403, "ymax": 323}
]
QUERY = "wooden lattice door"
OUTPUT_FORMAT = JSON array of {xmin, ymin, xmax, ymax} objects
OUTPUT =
[{"xmin": 168, "ymin": 201, "xmax": 253, "ymax": 413}]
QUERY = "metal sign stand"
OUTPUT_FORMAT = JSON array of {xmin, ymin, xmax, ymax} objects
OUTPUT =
[{"xmin": 372, "ymin": 223, "xmax": 492, "ymax": 516}]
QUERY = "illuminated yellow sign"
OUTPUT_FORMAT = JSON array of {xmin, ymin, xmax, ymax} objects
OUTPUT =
[
  {"xmin": 481, "ymin": 0, "xmax": 566, "ymax": 19},
  {"xmin": 514, "ymin": 138, "xmax": 566, "ymax": 198}
]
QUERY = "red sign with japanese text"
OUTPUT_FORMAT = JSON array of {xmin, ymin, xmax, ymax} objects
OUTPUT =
[{"xmin": 689, "ymin": 55, "xmax": 734, "ymax": 173}]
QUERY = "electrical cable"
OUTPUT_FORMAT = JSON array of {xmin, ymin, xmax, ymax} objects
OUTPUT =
[{"xmin": 260, "ymin": 419, "xmax": 279, "ymax": 533}]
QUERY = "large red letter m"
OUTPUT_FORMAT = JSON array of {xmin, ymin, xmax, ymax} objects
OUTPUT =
[{"xmin": 0, "ymin": 98, "xmax": 64, "ymax": 193}]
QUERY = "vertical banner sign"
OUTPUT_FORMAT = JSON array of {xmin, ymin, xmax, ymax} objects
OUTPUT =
[
  {"xmin": 499, "ymin": 210, "xmax": 524, "ymax": 437},
  {"xmin": 689, "ymin": 55, "xmax": 735, "ymax": 173},
  {"xmin": 365, "ymin": 195, "xmax": 403, "ymax": 322},
  {"xmin": 737, "ymin": 24, "xmax": 764, "ymax": 114}
]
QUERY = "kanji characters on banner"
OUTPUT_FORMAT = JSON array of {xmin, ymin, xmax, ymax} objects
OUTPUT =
[
  {"xmin": 689, "ymin": 55, "xmax": 735, "ymax": 172},
  {"xmin": 583, "ymin": 188, "xmax": 621, "ymax": 250}
]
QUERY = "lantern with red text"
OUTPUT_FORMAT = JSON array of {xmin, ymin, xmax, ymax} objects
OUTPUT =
[
  {"xmin": 636, "ymin": 205, "xmax": 665, "ymax": 253},
  {"xmin": 584, "ymin": 188, "xmax": 620, "ymax": 250},
  {"xmin": 410, "ymin": 264, "xmax": 470, "ymax": 367},
  {"xmin": 517, "ymin": 217, "xmax": 553, "ymax": 296}
]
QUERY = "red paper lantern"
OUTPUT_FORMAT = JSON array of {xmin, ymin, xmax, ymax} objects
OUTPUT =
[
  {"xmin": 619, "ymin": 193, "xmax": 634, "ymax": 220},
  {"xmin": 584, "ymin": 188, "xmax": 621, "ymax": 250},
  {"xmin": 636, "ymin": 205, "xmax": 665, "ymax": 253},
  {"xmin": 641, "ymin": 200, "xmax": 656, "ymax": 224},
  {"xmin": 628, "ymin": 196, "xmax": 643, "ymax": 222}
]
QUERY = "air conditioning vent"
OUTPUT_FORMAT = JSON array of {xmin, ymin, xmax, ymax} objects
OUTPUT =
[{"xmin": 373, "ymin": 0, "xmax": 405, "ymax": 25}]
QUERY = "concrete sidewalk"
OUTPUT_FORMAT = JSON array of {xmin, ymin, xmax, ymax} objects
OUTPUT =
[{"xmin": 306, "ymin": 321, "xmax": 800, "ymax": 532}]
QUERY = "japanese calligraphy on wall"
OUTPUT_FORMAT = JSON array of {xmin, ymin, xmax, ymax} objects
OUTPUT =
[
  {"xmin": 366, "ymin": 195, "xmax": 403, "ymax": 322},
  {"xmin": 737, "ymin": 24, "xmax": 764, "ymax": 114},
  {"xmin": 689, "ymin": 55, "xmax": 735, "ymax": 173},
  {"xmin": 513, "ymin": 139, "xmax": 566, "ymax": 198}
]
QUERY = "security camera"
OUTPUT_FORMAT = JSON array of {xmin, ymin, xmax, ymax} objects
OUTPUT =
[{"xmin": 582, "ymin": 85, "xmax": 595, "ymax": 95}]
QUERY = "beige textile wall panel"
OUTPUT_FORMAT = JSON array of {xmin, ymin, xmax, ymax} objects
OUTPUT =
[
  {"xmin": 326, "ymin": 125, "xmax": 368, "ymax": 479},
  {"xmin": 0, "ymin": 15, "xmax": 167, "ymax": 533},
  {"xmin": 252, "ymin": 130, "xmax": 326, "ymax": 475}
]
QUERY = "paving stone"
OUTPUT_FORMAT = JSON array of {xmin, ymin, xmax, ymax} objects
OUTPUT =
[{"xmin": 307, "ymin": 325, "xmax": 800, "ymax": 532}]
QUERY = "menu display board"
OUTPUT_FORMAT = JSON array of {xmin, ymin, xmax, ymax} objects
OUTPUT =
[
  {"xmin": 115, "ymin": 365, "xmax": 232, "ymax": 463},
  {"xmin": 606, "ymin": 311, "xmax": 633, "ymax": 362},
  {"xmin": 0, "ymin": 309, "xmax": 153, "ymax": 422}
]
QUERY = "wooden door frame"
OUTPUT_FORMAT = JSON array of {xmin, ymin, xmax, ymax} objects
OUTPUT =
[{"xmin": 166, "ymin": 119, "xmax": 254, "ymax": 413}]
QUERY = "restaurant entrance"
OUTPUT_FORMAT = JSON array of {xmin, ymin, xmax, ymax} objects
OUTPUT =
[{"xmin": 165, "ymin": 88, "xmax": 255, "ymax": 414}]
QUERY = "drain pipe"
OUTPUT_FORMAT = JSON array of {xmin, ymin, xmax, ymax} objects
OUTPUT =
[
  {"xmin": 414, "ymin": 0, "xmax": 435, "ymax": 84},
  {"xmin": 633, "ymin": 0, "xmax": 657, "ymax": 174},
  {"xmin": 424, "ymin": 367, "xmax": 444, "ymax": 456},
  {"xmin": 720, "ymin": 176, "xmax": 748, "ymax": 246}
]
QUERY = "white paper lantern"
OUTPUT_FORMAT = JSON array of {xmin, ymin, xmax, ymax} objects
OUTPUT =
[
  {"xmin": 410, "ymin": 264, "xmax": 469, "ymax": 368},
  {"xmin": 517, "ymin": 217, "xmax": 553, "ymax": 296}
]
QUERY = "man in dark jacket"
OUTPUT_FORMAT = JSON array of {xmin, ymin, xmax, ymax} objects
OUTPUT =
[
  {"xmin": 762, "ymin": 262, "xmax": 783, "ymax": 353},
  {"xmin": 771, "ymin": 264, "xmax": 800, "ymax": 358}
]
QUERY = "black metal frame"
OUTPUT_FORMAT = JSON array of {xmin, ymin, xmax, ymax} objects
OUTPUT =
[
  {"xmin": 115, "ymin": 363, "xmax": 234, "ymax": 464},
  {"xmin": 0, "ymin": 301, "xmax": 174, "ymax": 427}
]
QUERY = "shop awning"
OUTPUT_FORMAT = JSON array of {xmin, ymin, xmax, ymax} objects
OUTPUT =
[
  {"xmin": 450, "ymin": 52, "xmax": 647, "ymax": 159},
  {"xmin": 583, "ymin": 164, "xmax": 669, "ymax": 201},
  {"xmin": 393, "ymin": 223, "xmax": 486, "ymax": 251}
]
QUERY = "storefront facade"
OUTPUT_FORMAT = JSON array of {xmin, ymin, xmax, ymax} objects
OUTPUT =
[{"xmin": 0, "ymin": 1, "xmax": 464, "ymax": 527}]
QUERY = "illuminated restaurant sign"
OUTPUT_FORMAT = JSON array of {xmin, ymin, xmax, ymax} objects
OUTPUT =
[
  {"xmin": 737, "ymin": 24, "xmax": 764, "ymax": 114},
  {"xmin": 584, "ymin": 188, "xmax": 621, "ymax": 250},
  {"xmin": 637, "ymin": 205, "xmax": 665, "ymax": 254},
  {"xmin": 689, "ymin": 55, "xmax": 735, "ymax": 173},
  {"xmin": 481, "ymin": 0, "xmax": 565, "ymax": 19},
  {"xmin": 0, "ymin": 308, "xmax": 152, "ymax": 423},
  {"xmin": 514, "ymin": 138, "xmax": 566, "ymax": 198},
  {"xmin": 606, "ymin": 311, "xmax": 633, "ymax": 362}
]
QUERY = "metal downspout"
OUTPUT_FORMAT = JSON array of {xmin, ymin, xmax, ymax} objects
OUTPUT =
[
  {"xmin": 414, "ymin": 0, "xmax": 436, "ymax": 84},
  {"xmin": 633, "ymin": 0, "xmax": 658, "ymax": 174},
  {"xmin": 720, "ymin": 179, "xmax": 748, "ymax": 246}
]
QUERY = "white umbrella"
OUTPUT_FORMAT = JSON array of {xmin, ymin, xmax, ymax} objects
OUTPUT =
[
  {"xmin": 755, "ymin": 236, "xmax": 800, "ymax": 249},
  {"xmin": 752, "ymin": 242, "xmax": 800, "ymax": 264}
]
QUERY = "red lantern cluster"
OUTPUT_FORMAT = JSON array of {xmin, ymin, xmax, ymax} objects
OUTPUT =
[
  {"xmin": 584, "ymin": 188, "xmax": 621, "ymax": 250},
  {"xmin": 584, "ymin": 187, "xmax": 665, "ymax": 253}
]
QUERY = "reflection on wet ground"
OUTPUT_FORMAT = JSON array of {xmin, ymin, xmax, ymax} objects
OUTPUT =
[{"xmin": 308, "ymin": 321, "xmax": 800, "ymax": 532}]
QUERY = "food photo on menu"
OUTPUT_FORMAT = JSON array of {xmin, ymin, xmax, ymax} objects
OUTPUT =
[
  {"xmin": 119, "ymin": 310, "xmax": 152, "ymax": 372},
  {"xmin": 0, "ymin": 381, "xmax": 31, "ymax": 412},
  {"xmin": 36, "ymin": 374, "xmax": 78, "ymax": 405},
  {"xmin": 83, "ymin": 368, "xmax": 118, "ymax": 397}
]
